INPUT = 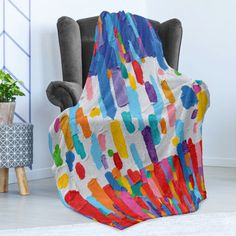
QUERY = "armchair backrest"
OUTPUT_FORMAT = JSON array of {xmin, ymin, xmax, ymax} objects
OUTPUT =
[{"xmin": 57, "ymin": 16, "xmax": 182, "ymax": 87}]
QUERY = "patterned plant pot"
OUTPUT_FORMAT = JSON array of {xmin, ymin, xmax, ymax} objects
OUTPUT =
[
  {"xmin": 0, "ymin": 102, "xmax": 16, "ymax": 125},
  {"xmin": 0, "ymin": 123, "xmax": 33, "ymax": 168}
]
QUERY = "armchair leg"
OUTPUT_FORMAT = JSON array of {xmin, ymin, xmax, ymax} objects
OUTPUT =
[
  {"xmin": 0, "ymin": 168, "xmax": 9, "ymax": 192},
  {"xmin": 15, "ymin": 167, "xmax": 29, "ymax": 195}
]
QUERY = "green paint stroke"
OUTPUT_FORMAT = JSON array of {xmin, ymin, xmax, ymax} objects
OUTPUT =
[
  {"xmin": 118, "ymin": 32, "xmax": 124, "ymax": 45},
  {"xmin": 121, "ymin": 111, "xmax": 135, "ymax": 133},
  {"xmin": 148, "ymin": 114, "xmax": 161, "ymax": 145},
  {"xmin": 120, "ymin": 63, "xmax": 128, "ymax": 79},
  {"xmin": 146, "ymin": 171, "xmax": 152, "ymax": 178},
  {"xmin": 131, "ymin": 182, "xmax": 143, "ymax": 196},
  {"xmin": 195, "ymin": 80, "xmax": 203, "ymax": 85},
  {"xmin": 174, "ymin": 70, "xmax": 182, "ymax": 76},
  {"xmin": 73, "ymin": 135, "xmax": 86, "ymax": 159},
  {"xmin": 53, "ymin": 144, "xmax": 63, "ymax": 167},
  {"xmin": 108, "ymin": 149, "xmax": 114, "ymax": 157}
]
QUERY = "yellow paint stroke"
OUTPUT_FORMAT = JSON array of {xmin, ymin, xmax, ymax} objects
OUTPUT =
[
  {"xmin": 119, "ymin": 176, "xmax": 132, "ymax": 194},
  {"xmin": 57, "ymin": 173, "xmax": 69, "ymax": 189},
  {"xmin": 188, "ymin": 181, "xmax": 193, "ymax": 191},
  {"xmin": 121, "ymin": 44, "xmax": 126, "ymax": 54},
  {"xmin": 173, "ymin": 171, "xmax": 178, "ymax": 181},
  {"xmin": 146, "ymin": 163, "xmax": 154, "ymax": 171},
  {"xmin": 161, "ymin": 80, "xmax": 175, "ymax": 103},
  {"xmin": 119, "ymin": 52, "xmax": 126, "ymax": 64},
  {"xmin": 147, "ymin": 213, "xmax": 156, "ymax": 218},
  {"xmin": 89, "ymin": 107, "xmax": 101, "ymax": 118},
  {"xmin": 110, "ymin": 120, "xmax": 129, "ymax": 158},
  {"xmin": 201, "ymin": 177, "xmax": 206, "ymax": 191},
  {"xmin": 169, "ymin": 181, "xmax": 180, "ymax": 202},
  {"xmin": 172, "ymin": 136, "xmax": 179, "ymax": 146},
  {"xmin": 98, "ymin": 16, "xmax": 102, "ymax": 33},
  {"xmin": 197, "ymin": 90, "xmax": 208, "ymax": 122},
  {"xmin": 60, "ymin": 114, "xmax": 73, "ymax": 150},
  {"xmin": 128, "ymin": 73, "xmax": 137, "ymax": 90}
]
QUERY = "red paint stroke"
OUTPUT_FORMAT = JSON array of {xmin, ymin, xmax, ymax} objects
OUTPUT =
[
  {"xmin": 75, "ymin": 162, "xmax": 85, "ymax": 180},
  {"xmin": 127, "ymin": 169, "xmax": 141, "ymax": 184},
  {"xmin": 113, "ymin": 152, "xmax": 123, "ymax": 170},
  {"xmin": 65, "ymin": 190, "xmax": 112, "ymax": 225},
  {"xmin": 132, "ymin": 60, "xmax": 144, "ymax": 85}
]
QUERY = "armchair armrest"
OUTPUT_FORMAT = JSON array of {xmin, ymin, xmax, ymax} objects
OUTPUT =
[
  {"xmin": 157, "ymin": 18, "xmax": 182, "ymax": 70},
  {"xmin": 46, "ymin": 81, "xmax": 82, "ymax": 111}
]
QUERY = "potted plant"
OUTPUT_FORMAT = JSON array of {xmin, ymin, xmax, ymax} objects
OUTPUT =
[{"xmin": 0, "ymin": 70, "xmax": 25, "ymax": 124}]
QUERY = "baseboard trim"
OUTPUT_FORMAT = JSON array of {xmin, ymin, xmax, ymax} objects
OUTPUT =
[
  {"xmin": 9, "ymin": 167, "xmax": 53, "ymax": 184},
  {"xmin": 203, "ymin": 157, "xmax": 236, "ymax": 168}
]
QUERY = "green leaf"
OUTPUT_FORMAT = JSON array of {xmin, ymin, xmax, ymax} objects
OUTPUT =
[
  {"xmin": 0, "ymin": 69, "xmax": 25, "ymax": 101},
  {"xmin": 17, "ymin": 80, "xmax": 24, "ymax": 84}
]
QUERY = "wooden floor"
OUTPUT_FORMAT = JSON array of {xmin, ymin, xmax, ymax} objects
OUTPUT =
[{"xmin": 0, "ymin": 166, "xmax": 235, "ymax": 230}]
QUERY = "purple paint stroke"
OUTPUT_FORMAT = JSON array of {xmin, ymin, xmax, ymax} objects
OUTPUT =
[
  {"xmin": 141, "ymin": 126, "xmax": 158, "ymax": 163},
  {"xmin": 112, "ymin": 68, "xmax": 128, "ymax": 107},
  {"xmin": 191, "ymin": 109, "xmax": 198, "ymax": 119},
  {"xmin": 101, "ymin": 154, "xmax": 108, "ymax": 169},
  {"xmin": 145, "ymin": 81, "xmax": 157, "ymax": 103},
  {"xmin": 182, "ymin": 140, "xmax": 189, "ymax": 154}
]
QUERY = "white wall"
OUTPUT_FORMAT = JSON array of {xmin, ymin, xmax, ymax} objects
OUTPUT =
[
  {"xmin": 146, "ymin": 0, "xmax": 236, "ymax": 167},
  {"xmin": 7, "ymin": 0, "xmax": 236, "ymax": 182}
]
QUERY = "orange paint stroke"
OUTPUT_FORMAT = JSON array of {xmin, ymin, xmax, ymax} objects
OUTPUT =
[
  {"xmin": 87, "ymin": 178, "xmax": 123, "ymax": 217},
  {"xmin": 76, "ymin": 107, "xmax": 92, "ymax": 138},
  {"xmin": 161, "ymin": 80, "xmax": 175, "ymax": 103},
  {"xmin": 60, "ymin": 114, "xmax": 73, "ymax": 150},
  {"xmin": 160, "ymin": 118, "xmax": 167, "ymax": 134}
]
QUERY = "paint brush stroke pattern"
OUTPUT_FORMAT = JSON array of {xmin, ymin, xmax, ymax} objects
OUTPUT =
[{"xmin": 48, "ymin": 11, "xmax": 210, "ymax": 230}]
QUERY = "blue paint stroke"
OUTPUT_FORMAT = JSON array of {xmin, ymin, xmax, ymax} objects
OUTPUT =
[
  {"xmin": 181, "ymin": 86, "xmax": 198, "ymax": 109},
  {"xmin": 127, "ymin": 86, "xmax": 144, "ymax": 130},
  {"xmin": 72, "ymin": 135, "xmax": 86, "ymax": 160},
  {"xmin": 99, "ymin": 97, "xmax": 107, "ymax": 118},
  {"xmin": 150, "ymin": 75, "xmax": 163, "ymax": 121},
  {"xmin": 130, "ymin": 143, "xmax": 143, "ymax": 169},
  {"xmin": 66, "ymin": 151, "xmax": 75, "ymax": 172},
  {"xmin": 97, "ymin": 52, "xmax": 117, "ymax": 119},
  {"xmin": 91, "ymin": 134, "xmax": 103, "ymax": 169},
  {"xmin": 175, "ymin": 120, "xmax": 184, "ymax": 143},
  {"xmin": 86, "ymin": 196, "xmax": 113, "ymax": 215},
  {"xmin": 105, "ymin": 171, "xmax": 126, "ymax": 191},
  {"xmin": 48, "ymin": 133, "xmax": 53, "ymax": 154}
]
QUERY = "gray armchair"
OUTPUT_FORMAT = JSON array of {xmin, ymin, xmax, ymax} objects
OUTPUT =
[{"xmin": 46, "ymin": 16, "xmax": 183, "ymax": 111}]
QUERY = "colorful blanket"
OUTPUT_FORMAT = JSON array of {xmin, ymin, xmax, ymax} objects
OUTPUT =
[{"xmin": 48, "ymin": 11, "xmax": 210, "ymax": 230}]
